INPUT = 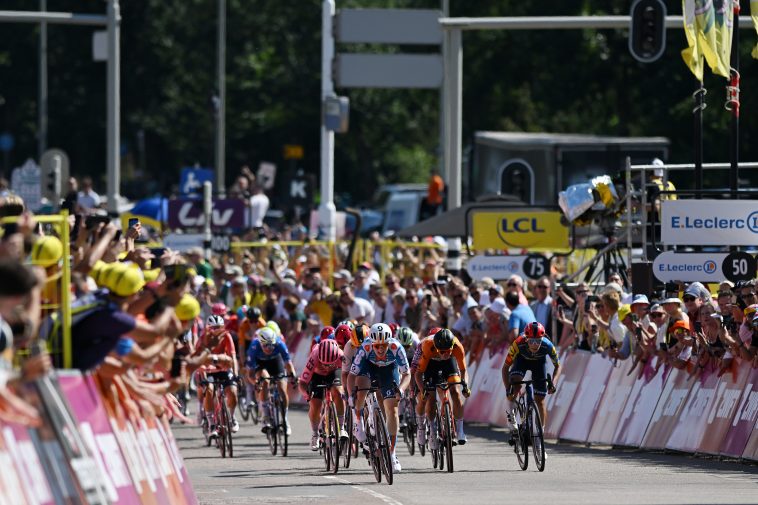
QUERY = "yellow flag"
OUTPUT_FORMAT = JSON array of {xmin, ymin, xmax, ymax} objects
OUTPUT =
[
  {"xmin": 712, "ymin": 0, "xmax": 735, "ymax": 77},
  {"xmin": 752, "ymin": 0, "xmax": 758, "ymax": 59},
  {"xmin": 682, "ymin": 0, "xmax": 705, "ymax": 79},
  {"xmin": 682, "ymin": 0, "xmax": 722, "ymax": 79}
]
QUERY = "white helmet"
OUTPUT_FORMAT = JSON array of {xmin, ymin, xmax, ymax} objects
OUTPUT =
[
  {"xmin": 257, "ymin": 327, "xmax": 277, "ymax": 346},
  {"xmin": 206, "ymin": 314, "xmax": 225, "ymax": 328},
  {"xmin": 369, "ymin": 323, "xmax": 392, "ymax": 344}
]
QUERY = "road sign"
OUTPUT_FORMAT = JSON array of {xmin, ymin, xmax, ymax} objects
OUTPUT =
[
  {"xmin": 721, "ymin": 252, "xmax": 757, "ymax": 283},
  {"xmin": 180, "ymin": 167, "xmax": 214, "ymax": 196},
  {"xmin": 653, "ymin": 252, "xmax": 727, "ymax": 283},
  {"xmin": 0, "ymin": 133, "xmax": 14, "ymax": 152},
  {"xmin": 336, "ymin": 9, "xmax": 443, "ymax": 45},
  {"xmin": 40, "ymin": 149, "xmax": 70, "ymax": 202},
  {"xmin": 336, "ymin": 53, "xmax": 443, "ymax": 89},
  {"xmin": 466, "ymin": 255, "xmax": 526, "ymax": 281},
  {"xmin": 168, "ymin": 199, "xmax": 246, "ymax": 229},
  {"xmin": 10, "ymin": 159, "xmax": 41, "ymax": 211},
  {"xmin": 523, "ymin": 254, "xmax": 550, "ymax": 280}
]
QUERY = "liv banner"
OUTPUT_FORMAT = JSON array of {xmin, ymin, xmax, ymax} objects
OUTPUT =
[{"xmin": 661, "ymin": 199, "xmax": 758, "ymax": 245}]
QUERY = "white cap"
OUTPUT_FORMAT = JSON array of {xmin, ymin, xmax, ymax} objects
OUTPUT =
[{"xmin": 652, "ymin": 158, "xmax": 664, "ymax": 177}]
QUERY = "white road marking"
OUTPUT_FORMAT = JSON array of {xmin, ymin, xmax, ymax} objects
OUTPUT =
[{"xmin": 323, "ymin": 476, "xmax": 404, "ymax": 505}]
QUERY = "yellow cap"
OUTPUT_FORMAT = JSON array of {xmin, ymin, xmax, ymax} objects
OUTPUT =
[
  {"xmin": 143, "ymin": 267, "xmax": 161, "ymax": 282},
  {"xmin": 617, "ymin": 304, "xmax": 632, "ymax": 322},
  {"xmin": 31, "ymin": 236, "xmax": 63, "ymax": 267},
  {"xmin": 89, "ymin": 260, "xmax": 107, "ymax": 284},
  {"xmin": 175, "ymin": 294, "xmax": 201, "ymax": 321},
  {"xmin": 107, "ymin": 262, "xmax": 145, "ymax": 297}
]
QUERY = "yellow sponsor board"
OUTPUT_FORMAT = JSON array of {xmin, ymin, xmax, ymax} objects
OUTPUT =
[{"xmin": 472, "ymin": 211, "xmax": 569, "ymax": 251}]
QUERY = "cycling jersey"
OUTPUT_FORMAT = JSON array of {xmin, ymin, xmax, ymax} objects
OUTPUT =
[
  {"xmin": 238, "ymin": 317, "xmax": 266, "ymax": 352},
  {"xmin": 341, "ymin": 339, "xmax": 359, "ymax": 374},
  {"xmin": 245, "ymin": 338, "xmax": 292, "ymax": 370},
  {"xmin": 349, "ymin": 338, "xmax": 409, "ymax": 375},
  {"xmin": 300, "ymin": 342, "xmax": 344, "ymax": 384},
  {"xmin": 504, "ymin": 335, "xmax": 560, "ymax": 369},
  {"xmin": 415, "ymin": 335, "xmax": 467, "ymax": 376}
]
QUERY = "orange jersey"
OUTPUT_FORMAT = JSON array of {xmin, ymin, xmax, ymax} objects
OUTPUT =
[
  {"xmin": 238, "ymin": 317, "xmax": 266, "ymax": 347},
  {"xmin": 416, "ymin": 336, "xmax": 466, "ymax": 376}
]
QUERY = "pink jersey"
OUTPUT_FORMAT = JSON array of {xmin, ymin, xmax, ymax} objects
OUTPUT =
[{"xmin": 300, "ymin": 344, "xmax": 344, "ymax": 383}]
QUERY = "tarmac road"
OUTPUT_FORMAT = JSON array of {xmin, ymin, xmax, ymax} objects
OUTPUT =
[{"xmin": 176, "ymin": 406, "xmax": 758, "ymax": 505}]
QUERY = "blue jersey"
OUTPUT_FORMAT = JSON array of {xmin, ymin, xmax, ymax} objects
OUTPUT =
[
  {"xmin": 504, "ymin": 336, "xmax": 560, "ymax": 368},
  {"xmin": 349, "ymin": 337, "xmax": 409, "ymax": 375},
  {"xmin": 246, "ymin": 339, "xmax": 291, "ymax": 369}
]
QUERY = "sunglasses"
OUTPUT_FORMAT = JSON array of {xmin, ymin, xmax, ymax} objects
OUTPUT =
[
  {"xmin": 507, "ymin": 283, "xmax": 518, "ymax": 287},
  {"xmin": 576, "ymin": 290, "xmax": 589, "ymax": 295},
  {"xmin": 651, "ymin": 313, "xmax": 665, "ymax": 318},
  {"xmin": 527, "ymin": 338, "xmax": 542, "ymax": 346},
  {"xmin": 682, "ymin": 296, "xmax": 697, "ymax": 302},
  {"xmin": 372, "ymin": 343, "xmax": 388, "ymax": 351}
]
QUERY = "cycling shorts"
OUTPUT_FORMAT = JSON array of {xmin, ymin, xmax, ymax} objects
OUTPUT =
[
  {"xmin": 255, "ymin": 354, "xmax": 285, "ymax": 378},
  {"xmin": 509, "ymin": 356, "xmax": 548, "ymax": 397},
  {"xmin": 358, "ymin": 362, "xmax": 400, "ymax": 399},
  {"xmin": 308, "ymin": 370, "xmax": 342, "ymax": 400},
  {"xmin": 422, "ymin": 358, "xmax": 461, "ymax": 387}
]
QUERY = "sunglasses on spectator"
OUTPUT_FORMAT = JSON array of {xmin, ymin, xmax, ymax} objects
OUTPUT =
[
  {"xmin": 741, "ymin": 292, "xmax": 757, "ymax": 298},
  {"xmin": 682, "ymin": 295, "xmax": 697, "ymax": 302},
  {"xmin": 651, "ymin": 313, "xmax": 665, "ymax": 318},
  {"xmin": 507, "ymin": 282, "xmax": 518, "ymax": 287},
  {"xmin": 576, "ymin": 290, "xmax": 589, "ymax": 295}
]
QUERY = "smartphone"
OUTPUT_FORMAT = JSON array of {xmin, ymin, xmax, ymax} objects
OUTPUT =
[
  {"xmin": 436, "ymin": 275, "xmax": 449, "ymax": 285},
  {"xmin": 694, "ymin": 321, "xmax": 702, "ymax": 333},
  {"xmin": 170, "ymin": 356, "xmax": 184, "ymax": 378},
  {"xmin": 425, "ymin": 294, "xmax": 433, "ymax": 305},
  {"xmin": 631, "ymin": 314, "xmax": 639, "ymax": 323},
  {"xmin": 128, "ymin": 217, "xmax": 140, "ymax": 228},
  {"xmin": 149, "ymin": 247, "xmax": 166, "ymax": 259},
  {"xmin": 85, "ymin": 215, "xmax": 110, "ymax": 229},
  {"xmin": 112, "ymin": 230, "xmax": 122, "ymax": 242}
]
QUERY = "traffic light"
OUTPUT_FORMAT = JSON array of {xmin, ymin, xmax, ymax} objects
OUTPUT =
[{"xmin": 629, "ymin": 0, "xmax": 667, "ymax": 63}]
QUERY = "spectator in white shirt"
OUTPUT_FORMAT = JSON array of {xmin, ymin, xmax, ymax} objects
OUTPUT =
[
  {"xmin": 339, "ymin": 286, "xmax": 375, "ymax": 325},
  {"xmin": 76, "ymin": 176, "xmax": 102, "ymax": 213},
  {"xmin": 249, "ymin": 183, "xmax": 269, "ymax": 229}
]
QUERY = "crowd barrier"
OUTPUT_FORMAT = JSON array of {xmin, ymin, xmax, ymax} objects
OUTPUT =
[
  {"xmin": 462, "ymin": 348, "xmax": 758, "ymax": 462},
  {"xmin": 0, "ymin": 371, "xmax": 198, "ymax": 504}
]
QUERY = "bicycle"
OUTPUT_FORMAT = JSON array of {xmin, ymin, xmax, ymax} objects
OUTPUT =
[
  {"xmin": 341, "ymin": 395, "xmax": 359, "ymax": 469},
  {"xmin": 399, "ymin": 393, "xmax": 418, "ymax": 456},
  {"xmin": 507, "ymin": 376, "xmax": 551, "ymax": 472},
  {"xmin": 257, "ymin": 374, "xmax": 291, "ymax": 457},
  {"xmin": 201, "ymin": 372, "xmax": 239, "ymax": 458},
  {"xmin": 237, "ymin": 380, "xmax": 260, "ymax": 425},
  {"xmin": 355, "ymin": 384, "xmax": 394, "ymax": 485},
  {"xmin": 424, "ymin": 379, "xmax": 462, "ymax": 473},
  {"xmin": 311, "ymin": 384, "xmax": 341, "ymax": 474}
]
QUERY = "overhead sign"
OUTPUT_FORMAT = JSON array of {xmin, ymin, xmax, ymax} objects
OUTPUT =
[
  {"xmin": 336, "ymin": 9, "xmax": 443, "ymax": 45},
  {"xmin": 162, "ymin": 233, "xmax": 204, "ymax": 252},
  {"xmin": 652, "ymin": 252, "xmax": 727, "ymax": 283},
  {"xmin": 472, "ymin": 211, "xmax": 569, "ymax": 251},
  {"xmin": 168, "ymin": 199, "xmax": 246, "ymax": 229},
  {"xmin": 466, "ymin": 255, "xmax": 526, "ymax": 281},
  {"xmin": 661, "ymin": 200, "xmax": 758, "ymax": 245},
  {"xmin": 179, "ymin": 167, "xmax": 214, "ymax": 196},
  {"xmin": 336, "ymin": 54, "xmax": 443, "ymax": 89},
  {"xmin": 722, "ymin": 252, "xmax": 757, "ymax": 282}
]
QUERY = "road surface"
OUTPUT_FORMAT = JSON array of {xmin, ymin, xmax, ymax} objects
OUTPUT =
[{"xmin": 176, "ymin": 406, "xmax": 758, "ymax": 505}]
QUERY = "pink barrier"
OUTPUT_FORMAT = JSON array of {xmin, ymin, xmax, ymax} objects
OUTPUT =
[
  {"xmin": 613, "ymin": 358, "xmax": 667, "ymax": 447},
  {"xmin": 722, "ymin": 367, "xmax": 758, "ymax": 459},
  {"xmin": 586, "ymin": 359, "xmax": 636, "ymax": 445},
  {"xmin": 544, "ymin": 351, "xmax": 589, "ymax": 439},
  {"xmin": 558, "ymin": 354, "xmax": 613, "ymax": 443},
  {"xmin": 465, "ymin": 349, "xmax": 507, "ymax": 424},
  {"xmin": 641, "ymin": 367, "xmax": 693, "ymax": 450}
]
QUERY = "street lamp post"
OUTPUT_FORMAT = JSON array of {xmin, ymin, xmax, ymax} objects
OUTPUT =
[{"xmin": 215, "ymin": 0, "xmax": 226, "ymax": 198}]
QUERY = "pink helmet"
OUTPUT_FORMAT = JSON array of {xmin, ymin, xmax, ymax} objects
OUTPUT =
[
  {"xmin": 211, "ymin": 302, "xmax": 228, "ymax": 316},
  {"xmin": 317, "ymin": 339, "xmax": 342, "ymax": 365}
]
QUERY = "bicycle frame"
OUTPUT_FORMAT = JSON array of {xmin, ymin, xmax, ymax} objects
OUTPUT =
[
  {"xmin": 509, "ymin": 378, "xmax": 547, "ymax": 472},
  {"xmin": 257, "ymin": 375, "xmax": 290, "ymax": 457},
  {"xmin": 355, "ymin": 385, "xmax": 394, "ymax": 485},
  {"xmin": 424, "ymin": 380, "xmax": 460, "ymax": 473},
  {"xmin": 312, "ymin": 383, "xmax": 341, "ymax": 473}
]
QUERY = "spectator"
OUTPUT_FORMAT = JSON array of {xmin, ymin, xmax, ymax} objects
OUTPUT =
[
  {"xmin": 76, "ymin": 176, "xmax": 102, "ymax": 213},
  {"xmin": 683, "ymin": 281, "xmax": 709, "ymax": 324},
  {"xmin": 529, "ymin": 276, "xmax": 553, "ymax": 330},
  {"xmin": 371, "ymin": 287, "xmax": 391, "ymax": 324},
  {"xmin": 339, "ymin": 286, "xmax": 374, "ymax": 325},
  {"xmin": 357, "ymin": 261, "xmax": 380, "ymax": 286},
  {"xmin": 61, "ymin": 177, "xmax": 78, "ymax": 214},
  {"xmin": 388, "ymin": 292, "xmax": 406, "ymax": 326},
  {"xmin": 404, "ymin": 289, "xmax": 424, "ymax": 333},
  {"xmin": 186, "ymin": 247, "xmax": 213, "ymax": 279},
  {"xmin": 505, "ymin": 291, "xmax": 536, "ymax": 342},
  {"xmin": 249, "ymin": 182, "xmax": 269, "ymax": 231},
  {"xmin": 333, "ymin": 269, "xmax": 353, "ymax": 291},
  {"xmin": 505, "ymin": 274, "xmax": 529, "ymax": 306},
  {"xmin": 384, "ymin": 273, "xmax": 406, "ymax": 298},
  {"xmin": 352, "ymin": 269, "xmax": 371, "ymax": 301}
]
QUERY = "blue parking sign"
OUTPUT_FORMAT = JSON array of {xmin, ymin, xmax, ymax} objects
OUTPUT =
[{"xmin": 180, "ymin": 167, "xmax": 214, "ymax": 195}]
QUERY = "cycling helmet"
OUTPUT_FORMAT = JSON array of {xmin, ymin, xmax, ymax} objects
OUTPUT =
[
  {"xmin": 266, "ymin": 320, "xmax": 282, "ymax": 336},
  {"xmin": 524, "ymin": 321, "xmax": 546, "ymax": 340},
  {"xmin": 427, "ymin": 326, "xmax": 442, "ymax": 338},
  {"xmin": 369, "ymin": 323, "xmax": 392, "ymax": 344},
  {"xmin": 246, "ymin": 307, "xmax": 262, "ymax": 320},
  {"xmin": 352, "ymin": 324, "xmax": 369, "ymax": 347},
  {"xmin": 206, "ymin": 314, "xmax": 225, "ymax": 328},
  {"xmin": 397, "ymin": 327, "xmax": 414, "ymax": 347},
  {"xmin": 257, "ymin": 327, "xmax": 277, "ymax": 346},
  {"xmin": 334, "ymin": 324, "xmax": 353, "ymax": 348},
  {"xmin": 317, "ymin": 339, "xmax": 342, "ymax": 365},
  {"xmin": 338, "ymin": 320, "xmax": 355, "ymax": 333},
  {"xmin": 211, "ymin": 302, "xmax": 228, "ymax": 316},
  {"xmin": 388, "ymin": 322, "xmax": 399, "ymax": 337},
  {"xmin": 236, "ymin": 305, "xmax": 249, "ymax": 320},
  {"xmin": 320, "ymin": 326, "xmax": 336, "ymax": 341},
  {"xmin": 433, "ymin": 328, "xmax": 454, "ymax": 351}
]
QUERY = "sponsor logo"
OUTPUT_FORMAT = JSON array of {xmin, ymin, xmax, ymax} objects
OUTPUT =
[
  {"xmin": 657, "ymin": 260, "xmax": 718, "ymax": 273},
  {"xmin": 669, "ymin": 212, "xmax": 758, "ymax": 234}
]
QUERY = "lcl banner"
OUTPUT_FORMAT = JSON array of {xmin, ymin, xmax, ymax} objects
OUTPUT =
[
  {"xmin": 661, "ymin": 199, "xmax": 758, "ymax": 245},
  {"xmin": 472, "ymin": 211, "xmax": 569, "ymax": 251},
  {"xmin": 168, "ymin": 199, "xmax": 247, "ymax": 229}
]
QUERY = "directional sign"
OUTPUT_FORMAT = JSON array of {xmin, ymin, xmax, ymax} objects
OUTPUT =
[
  {"xmin": 162, "ymin": 233, "xmax": 204, "ymax": 252},
  {"xmin": 652, "ymin": 252, "xmax": 728, "ymax": 283},
  {"xmin": 523, "ymin": 254, "xmax": 550, "ymax": 280},
  {"xmin": 168, "ymin": 199, "xmax": 246, "ymax": 229},
  {"xmin": 466, "ymin": 255, "xmax": 526, "ymax": 281},
  {"xmin": 210, "ymin": 234, "xmax": 231, "ymax": 253},
  {"xmin": 180, "ymin": 167, "xmax": 214, "ymax": 196},
  {"xmin": 722, "ymin": 252, "xmax": 757, "ymax": 283}
]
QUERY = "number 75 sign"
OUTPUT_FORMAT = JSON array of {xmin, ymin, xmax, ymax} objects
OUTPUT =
[{"xmin": 466, "ymin": 253, "xmax": 550, "ymax": 281}]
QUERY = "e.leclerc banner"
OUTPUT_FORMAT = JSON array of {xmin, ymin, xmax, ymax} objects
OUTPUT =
[
  {"xmin": 661, "ymin": 200, "xmax": 758, "ymax": 245},
  {"xmin": 472, "ymin": 211, "xmax": 569, "ymax": 251}
]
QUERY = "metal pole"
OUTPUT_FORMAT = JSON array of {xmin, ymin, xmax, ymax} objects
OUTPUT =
[
  {"xmin": 728, "ymin": 4, "xmax": 740, "ymax": 198},
  {"xmin": 693, "ymin": 80, "xmax": 704, "ymax": 199},
  {"xmin": 106, "ymin": 0, "xmax": 120, "ymax": 214},
  {"xmin": 625, "ymin": 157, "xmax": 633, "ymax": 266},
  {"xmin": 203, "ymin": 181, "xmax": 212, "ymax": 260},
  {"xmin": 38, "ymin": 0, "xmax": 47, "ymax": 160},
  {"xmin": 445, "ymin": 28, "xmax": 463, "ymax": 276},
  {"xmin": 215, "ymin": 0, "xmax": 226, "ymax": 198},
  {"xmin": 318, "ymin": 0, "xmax": 337, "ymax": 242},
  {"xmin": 439, "ymin": 0, "xmax": 448, "ymax": 185}
]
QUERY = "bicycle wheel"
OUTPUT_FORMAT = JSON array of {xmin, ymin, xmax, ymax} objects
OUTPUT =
[
  {"xmin": 328, "ymin": 402, "xmax": 340, "ymax": 474},
  {"xmin": 419, "ymin": 422, "xmax": 427, "ymax": 457},
  {"xmin": 529, "ymin": 404, "xmax": 546, "ymax": 472},
  {"xmin": 442, "ymin": 402, "xmax": 454, "ymax": 473},
  {"xmin": 267, "ymin": 402, "xmax": 278, "ymax": 456},
  {"xmin": 434, "ymin": 409, "xmax": 444, "ymax": 471},
  {"xmin": 375, "ymin": 409, "xmax": 393, "ymax": 485},
  {"xmin": 514, "ymin": 403, "xmax": 528, "ymax": 471},
  {"xmin": 223, "ymin": 401, "xmax": 234, "ymax": 459},
  {"xmin": 365, "ymin": 409, "xmax": 382, "ymax": 483},
  {"xmin": 278, "ymin": 399, "xmax": 289, "ymax": 457},
  {"xmin": 217, "ymin": 398, "xmax": 227, "ymax": 458},
  {"xmin": 238, "ymin": 397, "xmax": 250, "ymax": 421},
  {"xmin": 342, "ymin": 409, "xmax": 353, "ymax": 468}
]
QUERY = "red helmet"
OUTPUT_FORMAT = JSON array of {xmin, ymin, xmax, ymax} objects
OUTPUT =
[
  {"xmin": 320, "ymin": 326, "xmax": 335, "ymax": 341},
  {"xmin": 427, "ymin": 327, "xmax": 442, "ymax": 338},
  {"xmin": 317, "ymin": 339, "xmax": 342, "ymax": 365},
  {"xmin": 334, "ymin": 324, "xmax": 353, "ymax": 348},
  {"xmin": 388, "ymin": 322, "xmax": 399, "ymax": 337},
  {"xmin": 524, "ymin": 322, "xmax": 546, "ymax": 339},
  {"xmin": 211, "ymin": 302, "xmax": 228, "ymax": 316}
]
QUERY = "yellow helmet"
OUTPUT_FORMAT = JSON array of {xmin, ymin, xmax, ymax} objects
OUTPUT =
[
  {"xmin": 89, "ymin": 260, "xmax": 107, "ymax": 285},
  {"xmin": 107, "ymin": 262, "xmax": 145, "ymax": 297},
  {"xmin": 143, "ymin": 267, "xmax": 161, "ymax": 282},
  {"xmin": 31, "ymin": 236, "xmax": 63, "ymax": 267},
  {"xmin": 175, "ymin": 294, "xmax": 201, "ymax": 321}
]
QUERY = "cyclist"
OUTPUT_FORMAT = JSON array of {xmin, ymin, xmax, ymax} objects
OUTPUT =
[
  {"xmin": 246, "ymin": 326, "xmax": 297, "ymax": 435},
  {"xmin": 195, "ymin": 314, "xmax": 240, "ymax": 437},
  {"xmin": 396, "ymin": 327, "xmax": 419, "ymax": 430},
  {"xmin": 502, "ymin": 321, "xmax": 561, "ymax": 435},
  {"xmin": 298, "ymin": 339, "xmax": 346, "ymax": 451},
  {"xmin": 238, "ymin": 307, "xmax": 266, "ymax": 416},
  {"xmin": 349, "ymin": 323, "xmax": 410, "ymax": 473},
  {"xmin": 340, "ymin": 323, "xmax": 368, "ymax": 431},
  {"xmin": 414, "ymin": 328, "xmax": 470, "ymax": 447}
]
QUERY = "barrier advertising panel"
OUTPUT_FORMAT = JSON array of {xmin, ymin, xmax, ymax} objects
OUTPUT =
[
  {"xmin": 665, "ymin": 364, "xmax": 721, "ymax": 453},
  {"xmin": 613, "ymin": 358, "xmax": 667, "ymax": 447},
  {"xmin": 640, "ymin": 367, "xmax": 693, "ymax": 450},
  {"xmin": 721, "ymin": 366, "xmax": 758, "ymax": 458},
  {"xmin": 559, "ymin": 354, "xmax": 613, "ymax": 443},
  {"xmin": 545, "ymin": 351, "xmax": 589, "ymax": 439},
  {"xmin": 696, "ymin": 364, "xmax": 753, "ymax": 455},
  {"xmin": 465, "ymin": 349, "xmax": 506, "ymax": 424},
  {"xmin": 587, "ymin": 359, "xmax": 636, "ymax": 445}
]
